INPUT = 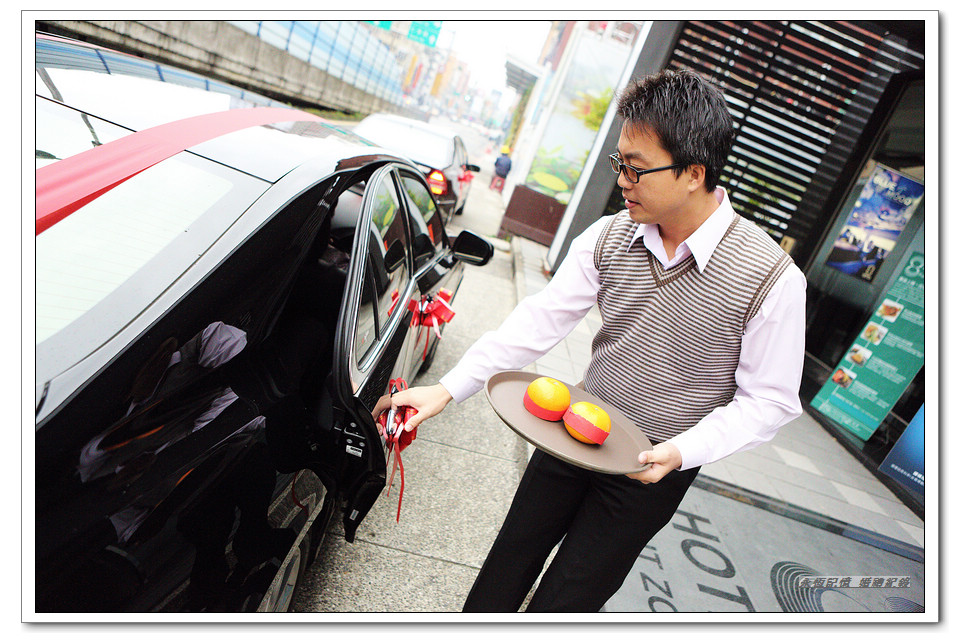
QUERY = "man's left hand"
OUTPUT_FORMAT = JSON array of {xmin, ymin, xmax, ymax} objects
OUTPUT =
[{"xmin": 626, "ymin": 442, "xmax": 683, "ymax": 484}]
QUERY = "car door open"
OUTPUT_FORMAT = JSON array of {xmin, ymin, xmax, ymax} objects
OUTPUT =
[{"xmin": 328, "ymin": 165, "xmax": 417, "ymax": 541}]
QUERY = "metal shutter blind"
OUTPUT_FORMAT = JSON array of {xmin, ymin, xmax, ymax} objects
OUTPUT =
[{"xmin": 668, "ymin": 20, "xmax": 923, "ymax": 266}]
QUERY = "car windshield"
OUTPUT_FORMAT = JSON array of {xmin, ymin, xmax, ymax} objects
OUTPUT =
[{"xmin": 353, "ymin": 117, "xmax": 454, "ymax": 170}]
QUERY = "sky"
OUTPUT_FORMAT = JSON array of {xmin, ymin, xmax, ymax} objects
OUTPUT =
[{"xmin": 436, "ymin": 20, "xmax": 553, "ymax": 94}]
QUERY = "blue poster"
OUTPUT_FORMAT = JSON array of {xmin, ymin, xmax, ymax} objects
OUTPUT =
[
  {"xmin": 879, "ymin": 404, "xmax": 924, "ymax": 502},
  {"xmin": 825, "ymin": 165, "xmax": 924, "ymax": 282}
]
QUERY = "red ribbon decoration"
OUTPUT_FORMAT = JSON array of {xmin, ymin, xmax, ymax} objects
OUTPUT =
[
  {"xmin": 387, "ymin": 290, "xmax": 400, "ymax": 316},
  {"xmin": 410, "ymin": 289, "xmax": 456, "ymax": 359},
  {"xmin": 522, "ymin": 390, "xmax": 567, "ymax": 421},
  {"xmin": 36, "ymin": 106, "xmax": 324, "ymax": 235},
  {"xmin": 561, "ymin": 408, "xmax": 611, "ymax": 445},
  {"xmin": 376, "ymin": 378, "xmax": 418, "ymax": 522}
]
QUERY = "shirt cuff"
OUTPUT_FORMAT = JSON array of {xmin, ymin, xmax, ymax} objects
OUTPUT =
[
  {"xmin": 438, "ymin": 370, "xmax": 482, "ymax": 404},
  {"xmin": 663, "ymin": 433, "xmax": 708, "ymax": 471}
]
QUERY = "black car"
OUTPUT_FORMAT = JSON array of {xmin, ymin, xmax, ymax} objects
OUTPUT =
[
  {"xmin": 352, "ymin": 113, "xmax": 480, "ymax": 222},
  {"xmin": 33, "ymin": 33, "xmax": 492, "ymax": 613}
]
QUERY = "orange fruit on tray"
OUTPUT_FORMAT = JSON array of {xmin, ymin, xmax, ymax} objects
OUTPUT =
[
  {"xmin": 523, "ymin": 377, "xmax": 571, "ymax": 421},
  {"xmin": 562, "ymin": 401, "xmax": 611, "ymax": 445}
]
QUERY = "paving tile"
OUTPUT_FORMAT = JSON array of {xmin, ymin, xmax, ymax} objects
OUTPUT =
[
  {"xmin": 534, "ymin": 362, "xmax": 579, "ymax": 384},
  {"xmin": 858, "ymin": 517, "xmax": 921, "ymax": 548},
  {"xmin": 569, "ymin": 319, "xmax": 594, "ymax": 338},
  {"xmin": 718, "ymin": 461, "xmax": 785, "ymax": 500},
  {"xmin": 894, "ymin": 520, "xmax": 925, "ymax": 548},
  {"xmin": 749, "ymin": 440, "xmax": 787, "ymax": 459},
  {"xmin": 812, "ymin": 496, "xmax": 889, "ymax": 532},
  {"xmin": 536, "ymin": 349, "xmax": 574, "ymax": 373},
  {"xmin": 723, "ymin": 445, "xmax": 785, "ymax": 471},
  {"xmin": 566, "ymin": 345, "xmax": 592, "ymax": 371},
  {"xmin": 765, "ymin": 476, "xmax": 845, "ymax": 520},
  {"xmin": 807, "ymin": 447, "xmax": 869, "ymax": 473},
  {"xmin": 744, "ymin": 463, "xmax": 846, "ymax": 501},
  {"xmin": 829, "ymin": 467, "xmax": 891, "ymax": 495},
  {"xmin": 771, "ymin": 444, "xmax": 824, "ymax": 475},
  {"xmin": 773, "ymin": 430, "xmax": 843, "ymax": 457},
  {"xmin": 860, "ymin": 473, "xmax": 916, "ymax": 505},
  {"xmin": 699, "ymin": 460, "xmax": 737, "ymax": 485},
  {"xmin": 584, "ymin": 308, "xmax": 603, "ymax": 333},
  {"xmin": 294, "ymin": 536, "xmax": 480, "ymax": 612},
  {"xmin": 869, "ymin": 493, "xmax": 925, "ymax": 528},
  {"xmin": 830, "ymin": 480, "xmax": 888, "ymax": 516}
]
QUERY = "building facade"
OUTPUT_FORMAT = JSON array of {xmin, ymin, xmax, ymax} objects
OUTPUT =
[{"xmin": 531, "ymin": 19, "xmax": 929, "ymax": 514}]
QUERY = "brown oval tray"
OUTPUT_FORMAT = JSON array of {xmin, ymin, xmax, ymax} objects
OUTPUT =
[{"xmin": 484, "ymin": 371, "xmax": 652, "ymax": 474}]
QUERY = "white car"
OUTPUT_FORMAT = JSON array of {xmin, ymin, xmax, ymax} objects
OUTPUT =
[{"xmin": 353, "ymin": 113, "xmax": 480, "ymax": 221}]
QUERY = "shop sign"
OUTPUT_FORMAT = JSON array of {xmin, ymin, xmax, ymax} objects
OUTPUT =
[
  {"xmin": 812, "ymin": 252, "xmax": 925, "ymax": 440},
  {"xmin": 824, "ymin": 165, "xmax": 924, "ymax": 283}
]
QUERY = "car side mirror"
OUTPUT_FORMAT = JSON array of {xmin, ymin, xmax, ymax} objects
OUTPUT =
[{"xmin": 451, "ymin": 230, "xmax": 494, "ymax": 266}]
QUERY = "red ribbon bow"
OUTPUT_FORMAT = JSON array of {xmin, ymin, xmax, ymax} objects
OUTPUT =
[
  {"xmin": 376, "ymin": 378, "xmax": 417, "ymax": 522},
  {"xmin": 409, "ymin": 289, "xmax": 456, "ymax": 359}
]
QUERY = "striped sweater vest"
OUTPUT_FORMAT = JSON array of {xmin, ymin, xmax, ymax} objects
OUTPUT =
[{"xmin": 582, "ymin": 211, "xmax": 793, "ymax": 444}]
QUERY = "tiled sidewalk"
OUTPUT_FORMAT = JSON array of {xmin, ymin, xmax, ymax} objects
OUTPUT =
[{"xmin": 511, "ymin": 235, "xmax": 924, "ymax": 552}]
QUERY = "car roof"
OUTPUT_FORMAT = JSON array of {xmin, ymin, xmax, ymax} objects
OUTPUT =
[
  {"xmin": 354, "ymin": 113, "xmax": 459, "ymax": 169},
  {"xmin": 34, "ymin": 33, "xmax": 415, "ymax": 422},
  {"xmin": 35, "ymin": 33, "xmax": 382, "ymax": 183},
  {"xmin": 358, "ymin": 112, "xmax": 461, "ymax": 138}
]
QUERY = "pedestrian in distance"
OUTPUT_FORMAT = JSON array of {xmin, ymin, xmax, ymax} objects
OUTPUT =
[
  {"xmin": 490, "ymin": 145, "xmax": 512, "ymax": 193},
  {"xmin": 382, "ymin": 68, "xmax": 807, "ymax": 612}
]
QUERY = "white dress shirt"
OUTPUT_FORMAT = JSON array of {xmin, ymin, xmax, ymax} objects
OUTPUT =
[{"xmin": 440, "ymin": 189, "xmax": 807, "ymax": 470}]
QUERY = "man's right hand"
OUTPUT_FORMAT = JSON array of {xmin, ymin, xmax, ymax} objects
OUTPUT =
[{"xmin": 380, "ymin": 383, "xmax": 453, "ymax": 433}]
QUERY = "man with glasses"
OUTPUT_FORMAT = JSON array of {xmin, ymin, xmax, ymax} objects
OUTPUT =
[{"xmin": 386, "ymin": 69, "xmax": 806, "ymax": 612}]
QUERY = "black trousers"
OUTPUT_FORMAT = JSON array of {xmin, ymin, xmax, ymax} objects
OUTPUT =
[{"xmin": 463, "ymin": 448, "xmax": 699, "ymax": 612}]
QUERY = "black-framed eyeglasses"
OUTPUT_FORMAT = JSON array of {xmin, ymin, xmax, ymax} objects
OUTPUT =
[{"xmin": 609, "ymin": 154, "xmax": 684, "ymax": 183}]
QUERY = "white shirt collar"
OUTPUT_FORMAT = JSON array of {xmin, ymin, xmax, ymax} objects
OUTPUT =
[{"xmin": 629, "ymin": 188, "xmax": 736, "ymax": 272}]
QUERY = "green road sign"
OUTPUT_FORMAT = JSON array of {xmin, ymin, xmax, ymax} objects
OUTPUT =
[{"xmin": 408, "ymin": 21, "xmax": 442, "ymax": 47}]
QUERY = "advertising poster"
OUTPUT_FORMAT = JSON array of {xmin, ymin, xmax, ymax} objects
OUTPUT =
[
  {"xmin": 825, "ymin": 165, "xmax": 924, "ymax": 282},
  {"xmin": 812, "ymin": 252, "xmax": 925, "ymax": 441},
  {"xmin": 523, "ymin": 30, "xmax": 631, "ymax": 204},
  {"xmin": 879, "ymin": 405, "xmax": 924, "ymax": 502}
]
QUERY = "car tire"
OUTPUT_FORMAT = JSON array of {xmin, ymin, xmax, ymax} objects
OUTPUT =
[
  {"xmin": 252, "ymin": 470, "xmax": 331, "ymax": 612},
  {"xmin": 271, "ymin": 530, "xmax": 310, "ymax": 612}
]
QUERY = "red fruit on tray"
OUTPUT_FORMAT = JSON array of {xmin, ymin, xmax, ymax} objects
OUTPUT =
[
  {"xmin": 562, "ymin": 401, "xmax": 611, "ymax": 445},
  {"xmin": 523, "ymin": 377, "xmax": 571, "ymax": 421}
]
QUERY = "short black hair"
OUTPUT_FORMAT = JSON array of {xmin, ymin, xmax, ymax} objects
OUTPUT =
[{"xmin": 616, "ymin": 68, "xmax": 734, "ymax": 192}]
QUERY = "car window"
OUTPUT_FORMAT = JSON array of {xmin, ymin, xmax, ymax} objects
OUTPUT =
[
  {"xmin": 353, "ymin": 261, "xmax": 378, "ymax": 363},
  {"xmin": 367, "ymin": 177, "xmax": 410, "ymax": 335},
  {"xmin": 398, "ymin": 172, "xmax": 447, "ymax": 260}
]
